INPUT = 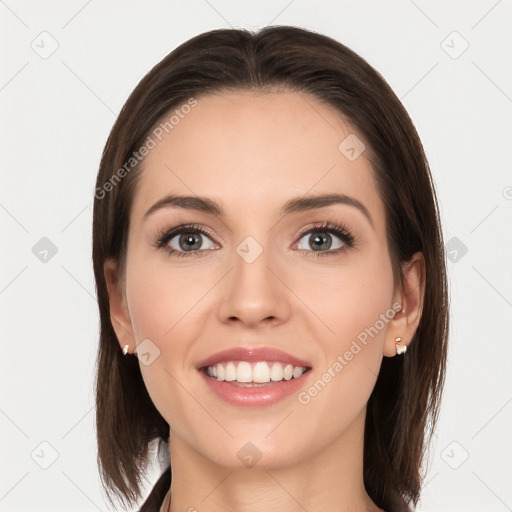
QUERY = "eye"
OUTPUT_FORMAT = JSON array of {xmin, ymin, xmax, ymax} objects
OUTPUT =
[
  {"xmin": 155, "ymin": 224, "xmax": 218, "ymax": 258},
  {"xmin": 154, "ymin": 221, "xmax": 355, "ymax": 258},
  {"xmin": 296, "ymin": 222, "xmax": 354, "ymax": 255}
]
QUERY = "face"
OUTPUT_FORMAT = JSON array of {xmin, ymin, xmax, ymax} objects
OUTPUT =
[{"xmin": 107, "ymin": 90, "xmax": 418, "ymax": 470}]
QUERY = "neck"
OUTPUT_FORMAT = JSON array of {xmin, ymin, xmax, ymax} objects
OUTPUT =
[{"xmin": 167, "ymin": 406, "xmax": 383, "ymax": 512}]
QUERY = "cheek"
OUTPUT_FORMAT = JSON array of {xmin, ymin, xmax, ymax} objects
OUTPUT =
[
  {"xmin": 294, "ymin": 249, "xmax": 395, "ymax": 350},
  {"xmin": 125, "ymin": 259, "xmax": 212, "ymax": 342},
  {"xmin": 123, "ymin": 263, "xmax": 206, "ymax": 427},
  {"xmin": 292, "ymin": 254, "xmax": 394, "ymax": 432}
]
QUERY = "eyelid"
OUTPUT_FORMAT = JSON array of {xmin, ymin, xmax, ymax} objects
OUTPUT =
[
  {"xmin": 293, "ymin": 221, "xmax": 355, "ymax": 247},
  {"xmin": 153, "ymin": 220, "xmax": 356, "ymax": 257},
  {"xmin": 153, "ymin": 223, "xmax": 219, "ymax": 249}
]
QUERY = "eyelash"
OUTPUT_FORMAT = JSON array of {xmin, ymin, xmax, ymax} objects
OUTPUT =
[
  {"xmin": 153, "ymin": 221, "xmax": 356, "ymax": 259},
  {"xmin": 153, "ymin": 223, "xmax": 217, "ymax": 259},
  {"xmin": 296, "ymin": 221, "xmax": 355, "ymax": 257}
]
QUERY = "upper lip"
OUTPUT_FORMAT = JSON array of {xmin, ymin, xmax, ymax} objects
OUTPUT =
[{"xmin": 196, "ymin": 346, "xmax": 312, "ymax": 369}]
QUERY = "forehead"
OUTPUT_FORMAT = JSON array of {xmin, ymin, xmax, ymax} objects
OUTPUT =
[{"xmin": 132, "ymin": 90, "xmax": 385, "ymax": 232}]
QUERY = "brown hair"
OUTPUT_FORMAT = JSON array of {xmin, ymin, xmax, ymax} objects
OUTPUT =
[{"xmin": 93, "ymin": 25, "xmax": 448, "ymax": 511}]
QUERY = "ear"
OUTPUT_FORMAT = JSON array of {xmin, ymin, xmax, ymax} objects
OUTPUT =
[
  {"xmin": 383, "ymin": 252, "xmax": 426, "ymax": 357},
  {"xmin": 103, "ymin": 258, "xmax": 136, "ymax": 354}
]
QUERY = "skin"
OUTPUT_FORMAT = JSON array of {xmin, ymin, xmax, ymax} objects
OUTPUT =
[{"xmin": 105, "ymin": 90, "xmax": 425, "ymax": 512}]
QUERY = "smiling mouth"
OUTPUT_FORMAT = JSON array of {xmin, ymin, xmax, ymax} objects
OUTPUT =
[{"xmin": 200, "ymin": 360, "xmax": 312, "ymax": 386}]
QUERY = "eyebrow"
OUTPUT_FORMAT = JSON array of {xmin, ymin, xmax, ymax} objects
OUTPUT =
[{"xmin": 143, "ymin": 193, "xmax": 374, "ymax": 227}]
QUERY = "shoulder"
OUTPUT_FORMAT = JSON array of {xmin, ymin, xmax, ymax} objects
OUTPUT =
[{"xmin": 138, "ymin": 466, "xmax": 172, "ymax": 512}]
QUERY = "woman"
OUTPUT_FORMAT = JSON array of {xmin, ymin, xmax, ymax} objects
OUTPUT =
[{"xmin": 93, "ymin": 26, "xmax": 448, "ymax": 512}]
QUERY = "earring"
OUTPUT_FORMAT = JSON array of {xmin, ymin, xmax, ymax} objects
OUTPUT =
[
  {"xmin": 122, "ymin": 344, "xmax": 129, "ymax": 356},
  {"xmin": 395, "ymin": 337, "xmax": 407, "ymax": 355}
]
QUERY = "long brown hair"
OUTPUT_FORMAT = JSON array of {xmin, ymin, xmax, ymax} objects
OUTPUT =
[{"xmin": 93, "ymin": 26, "xmax": 448, "ymax": 511}]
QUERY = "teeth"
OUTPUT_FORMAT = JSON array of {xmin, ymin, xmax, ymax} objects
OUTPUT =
[
  {"xmin": 225, "ymin": 362, "xmax": 237, "ymax": 381},
  {"xmin": 253, "ymin": 362, "xmax": 270, "ymax": 383},
  {"xmin": 205, "ymin": 361, "xmax": 308, "ymax": 383},
  {"xmin": 292, "ymin": 366, "xmax": 303, "ymax": 379},
  {"xmin": 237, "ymin": 361, "xmax": 252, "ymax": 382}
]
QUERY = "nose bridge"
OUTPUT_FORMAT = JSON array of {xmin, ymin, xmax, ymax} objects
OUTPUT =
[{"xmin": 217, "ymin": 233, "xmax": 290, "ymax": 326}]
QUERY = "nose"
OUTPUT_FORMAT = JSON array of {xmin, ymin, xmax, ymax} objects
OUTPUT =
[{"xmin": 217, "ymin": 241, "xmax": 291, "ymax": 328}]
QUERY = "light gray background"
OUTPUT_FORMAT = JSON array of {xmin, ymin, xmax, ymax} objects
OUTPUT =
[{"xmin": 1, "ymin": 1, "xmax": 511, "ymax": 511}]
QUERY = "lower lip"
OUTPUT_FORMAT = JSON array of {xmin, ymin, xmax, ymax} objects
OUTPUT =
[{"xmin": 198, "ymin": 369, "xmax": 311, "ymax": 407}]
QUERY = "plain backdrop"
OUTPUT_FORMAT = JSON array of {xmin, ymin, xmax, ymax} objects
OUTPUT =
[{"xmin": 1, "ymin": 1, "xmax": 511, "ymax": 511}]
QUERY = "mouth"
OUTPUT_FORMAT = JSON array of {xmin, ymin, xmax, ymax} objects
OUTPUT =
[
  {"xmin": 200, "ymin": 360, "xmax": 312, "ymax": 386},
  {"xmin": 196, "ymin": 346, "xmax": 313, "ymax": 406}
]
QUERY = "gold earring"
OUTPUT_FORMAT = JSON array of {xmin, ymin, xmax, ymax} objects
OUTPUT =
[
  {"xmin": 122, "ymin": 344, "xmax": 129, "ymax": 356},
  {"xmin": 395, "ymin": 337, "xmax": 407, "ymax": 355}
]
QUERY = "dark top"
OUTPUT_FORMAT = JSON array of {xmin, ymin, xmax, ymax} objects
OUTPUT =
[
  {"xmin": 138, "ymin": 466, "xmax": 171, "ymax": 512},
  {"xmin": 138, "ymin": 466, "xmax": 413, "ymax": 512}
]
